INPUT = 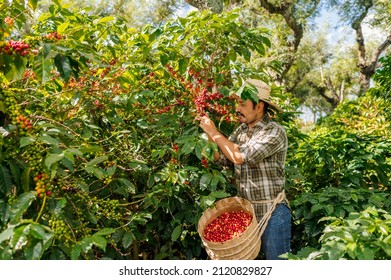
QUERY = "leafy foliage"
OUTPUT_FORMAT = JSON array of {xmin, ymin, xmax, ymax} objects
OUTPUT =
[
  {"xmin": 287, "ymin": 207, "xmax": 391, "ymax": 260},
  {"xmin": 287, "ymin": 53, "xmax": 391, "ymax": 258},
  {"xmin": 1, "ymin": 2, "xmax": 289, "ymax": 259},
  {"xmin": 1, "ymin": 1, "xmax": 390, "ymax": 261}
]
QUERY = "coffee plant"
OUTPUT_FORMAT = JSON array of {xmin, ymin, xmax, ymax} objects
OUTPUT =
[
  {"xmin": 287, "ymin": 54, "xmax": 391, "ymax": 258},
  {"xmin": 286, "ymin": 207, "xmax": 391, "ymax": 260},
  {"xmin": 0, "ymin": 1, "xmax": 299, "ymax": 260},
  {"xmin": 1, "ymin": 0, "xmax": 390, "ymax": 260}
]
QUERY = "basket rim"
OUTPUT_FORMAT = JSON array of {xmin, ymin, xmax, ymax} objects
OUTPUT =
[{"xmin": 197, "ymin": 196, "xmax": 257, "ymax": 244}]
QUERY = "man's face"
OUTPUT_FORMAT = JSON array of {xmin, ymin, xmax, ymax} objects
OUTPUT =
[{"xmin": 235, "ymin": 97, "xmax": 263, "ymax": 126}]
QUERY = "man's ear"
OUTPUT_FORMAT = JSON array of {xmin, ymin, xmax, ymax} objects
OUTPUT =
[{"xmin": 257, "ymin": 101, "xmax": 264, "ymax": 113}]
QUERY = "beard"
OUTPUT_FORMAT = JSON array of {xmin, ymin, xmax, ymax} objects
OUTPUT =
[{"xmin": 237, "ymin": 112, "xmax": 246, "ymax": 122}]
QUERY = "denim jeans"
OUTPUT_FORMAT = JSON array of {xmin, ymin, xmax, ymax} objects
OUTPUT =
[{"xmin": 261, "ymin": 203, "xmax": 291, "ymax": 260}]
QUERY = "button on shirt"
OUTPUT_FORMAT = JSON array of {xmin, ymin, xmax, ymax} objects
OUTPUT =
[{"xmin": 218, "ymin": 113, "xmax": 288, "ymax": 221}]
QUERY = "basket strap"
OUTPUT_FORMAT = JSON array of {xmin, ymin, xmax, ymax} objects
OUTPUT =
[
  {"xmin": 254, "ymin": 190, "xmax": 286, "ymax": 237},
  {"xmin": 249, "ymin": 189, "xmax": 286, "ymax": 205}
]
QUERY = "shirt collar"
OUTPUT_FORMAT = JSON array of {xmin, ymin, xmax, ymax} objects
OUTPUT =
[{"xmin": 240, "ymin": 113, "xmax": 271, "ymax": 130}]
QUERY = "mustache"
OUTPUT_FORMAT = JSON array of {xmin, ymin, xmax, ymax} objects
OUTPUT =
[{"xmin": 237, "ymin": 112, "xmax": 245, "ymax": 117}]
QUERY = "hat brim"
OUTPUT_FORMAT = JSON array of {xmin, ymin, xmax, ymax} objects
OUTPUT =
[{"xmin": 260, "ymin": 99, "xmax": 283, "ymax": 113}]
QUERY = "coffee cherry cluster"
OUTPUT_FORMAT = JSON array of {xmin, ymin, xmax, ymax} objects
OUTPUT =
[
  {"xmin": 48, "ymin": 216, "xmax": 71, "ymax": 242},
  {"xmin": 0, "ymin": 40, "xmax": 31, "ymax": 56},
  {"xmin": 43, "ymin": 32, "xmax": 63, "ymax": 42},
  {"xmin": 34, "ymin": 173, "xmax": 52, "ymax": 198},
  {"xmin": 15, "ymin": 114, "xmax": 33, "ymax": 130},
  {"xmin": 201, "ymin": 158, "xmax": 209, "ymax": 168},
  {"xmin": 90, "ymin": 196, "xmax": 122, "ymax": 220},
  {"xmin": 2, "ymin": 90, "xmax": 33, "ymax": 136},
  {"xmin": 203, "ymin": 210, "xmax": 253, "ymax": 242},
  {"xmin": 165, "ymin": 64, "xmax": 235, "ymax": 121},
  {"xmin": 4, "ymin": 17, "xmax": 14, "ymax": 27},
  {"xmin": 3, "ymin": 90, "xmax": 20, "ymax": 114},
  {"xmin": 23, "ymin": 144, "xmax": 43, "ymax": 172}
]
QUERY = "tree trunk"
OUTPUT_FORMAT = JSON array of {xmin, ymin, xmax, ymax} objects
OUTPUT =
[{"xmin": 351, "ymin": 1, "xmax": 391, "ymax": 95}]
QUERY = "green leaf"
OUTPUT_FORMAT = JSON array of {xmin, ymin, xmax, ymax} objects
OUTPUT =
[
  {"xmin": 0, "ymin": 227, "xmax": 14, "ymax": 243},
  {"xmin": 19, "ymin": 136, "xmax": 35, "ymax": 148},
  {"xmin": 21, "ymin": 167, "xmax": 32, "ymax": 193},
  {"xmin": 10, "ymin": 53, "xmax": 27, "ymax": 81},
  {"xmin": 7, "ymin": 160, "xmax": 21, "ymax": 189},
  {"xmin": 95, "ymin": 16, "xmax": 115, "ymax": 25},
  {"xmin": 240, "ymin": 84, "xmax": 259, "ymax": 103},
  {"xmin": 71, "ymin": 92, "xmax": 82, "ymax": 106},
  {"xmin": 378, "ymin": 224, "xmax": 389, "ymax": 235},
  {"xmin": 53, "ymin": 198, "xmax": 67, "ymax": 215},
  {"xmin": 160, "ymin": 54, "xmax": 169, "ymax": 67},
  {"xmin": 0, "ymin": 101, "xmax": 5, "ymax": 112},
  {"xmin": 122, "ymin": 232, "xmax": 134, "ymax": 249},
  {"xmin": 9, "ymin": 192, "xmax": 36, "ymax": 224},
  {"xmin": 374, "ymin": 239, "xmax": 391, "ymax": 256},
  {"xmin": 86, "ymin": 156, "xmax": 108, "ymax": 168},
  {"xmin": 209, "ymin": 191, "xmax": 230, "ymax": 199},
  {"xmin": 171, "ymin": 225, "xmax": 182, "ymax": 241},
  {"xmin": 346, "ymin": 242, "xmax": 357, "ymax": 259},
  {"xmin": 200, "ymin": 195, "xmax": 215, "ymax": 209},
  {"xmin": 0, "ymin": 165, "xmax": 12, "ymax": 195},
  {"xmin": 113, "ymin": 178, "xmax": 136, "ymax": 197},
  {"xmin": 25, "ymin": 240, "xmax": 43, "ymax": 260},
  {"xmin": 38, "ymin": 135, "xmax": 59, "ymax": 146},
  {"xmin": 28, "ymin": 0, "xmax": 38, "ymax": 10},
  {"xmin": 54, "ymin": 54, "xmax": 72, "ymax": 82},
  {"xmin": 325, "ymin": 204, "xmax": 334, "ymax": 215},
  {"xmin": 34, "ymin": 43, "xmax": 54, "ymax": 83},
  {"xmin": 326, "ymin": 241, "xmax": 346, "ymax": 259},
  {"xmin": 11, "ymin": 224, "xmax": 28, "ymax": 252},
  {"xmin": 94, "ymin": 228, "xmax": 116, "ymax": 236},
  {"xmin": 178, "ymin": 58, "xmax": 187, "ymax": 74},
  {"xmin": 71, "ymin": 244, "xmax": 82, "ymax": 260},
  {"xmin": 351, "ymin": 193, "xmax": 359, "ymax": 203},
  {"xmin": 80, "ymin": 236, "xmax": 93, "ymax": 253},
  {"xmin": 311, "ymin": 204, "xmax": 323, "ymax": 213},
  {"xmin": 356, "ymin": 245, "xmax": 375, "ymax": 260},
  {"xmin": 45, "ymin": 153, "xmax": 64, "ymax": 170},
  {"xmin": 57, "ymin": 22, "xmax": 69, "ymax": 34},
  {"xmin": 92, "ymin": 235, "xmax": 107, "ymax": 251},
  {"xmin": 199, "ymin": 172, "xmax": 213, "ymax": 190},
  {"xmin": 195, "ymin": 142, "xmax": 203, "ymax": 159},
  {"xmin": 180, "ymin": 142, "xmax": 195, "ymax": 155},
  {"xmin": 84, "ymin": 166, "xmax": 105, "ymax": 179}
]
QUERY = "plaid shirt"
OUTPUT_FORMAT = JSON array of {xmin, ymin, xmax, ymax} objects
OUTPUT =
[{"xmin": 218, "ymin": 113, "xmax": 288, "ymax": 221}]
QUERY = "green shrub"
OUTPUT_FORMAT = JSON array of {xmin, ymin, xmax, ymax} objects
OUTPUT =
[{"xmin": 288, "ymin": 207, "xmax": 391, "ymax": 260}]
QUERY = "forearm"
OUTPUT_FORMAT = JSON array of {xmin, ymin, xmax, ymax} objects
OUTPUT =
[
  {"xmin": 197, "ymin": 115, "xmax": 243, "ymax": 165},
  {"xmin": 208, "ymin": 130, "xmax": 243, "ymax": 165}
]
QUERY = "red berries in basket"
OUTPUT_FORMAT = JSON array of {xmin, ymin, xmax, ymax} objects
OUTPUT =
[{"xmin": 203, "ymin": 210, "xmax": 253, "ymax": 242}]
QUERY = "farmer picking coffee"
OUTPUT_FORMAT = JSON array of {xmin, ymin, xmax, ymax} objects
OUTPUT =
[{"xmin": 196, "ymin": 79, "xmax": 291, "ymax": 260}]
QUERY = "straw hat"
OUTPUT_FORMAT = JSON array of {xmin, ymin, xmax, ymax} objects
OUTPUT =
[{"xmin": 245, "ymin": 79, "xmax": 283, "ymax": 112}]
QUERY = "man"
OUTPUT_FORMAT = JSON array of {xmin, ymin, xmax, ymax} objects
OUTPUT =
[{"xmin": 196, "ymin": 79, "xmax": 291, "ymax": 260}]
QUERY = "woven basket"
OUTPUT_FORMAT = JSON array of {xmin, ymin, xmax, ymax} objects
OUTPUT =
[{"xmin": 197, "ymin": 196, "xmax": 261, "ymax": 260}]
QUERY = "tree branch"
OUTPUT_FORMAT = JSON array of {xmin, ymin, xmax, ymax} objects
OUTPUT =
[{"xmin": 369, "ymin": 34, "xmax": 391, "ymax": 74}]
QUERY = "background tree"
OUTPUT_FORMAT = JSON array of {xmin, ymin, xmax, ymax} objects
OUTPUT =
[
  {"xmin": 327, "ymin": 0, "xmax": 391, "ymax": 94},
  {"xmin": 186, "ymin": 0, "xmax": 391, "ymax": 118}
]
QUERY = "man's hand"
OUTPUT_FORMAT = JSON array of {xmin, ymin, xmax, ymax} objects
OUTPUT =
[
  {"xmin": 195, "ymin": 114, "xmax": 244, "ymax": 165},
  {"xmin": 196, "ymin": 115, "xmax": 218, "ymax": 137}
]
